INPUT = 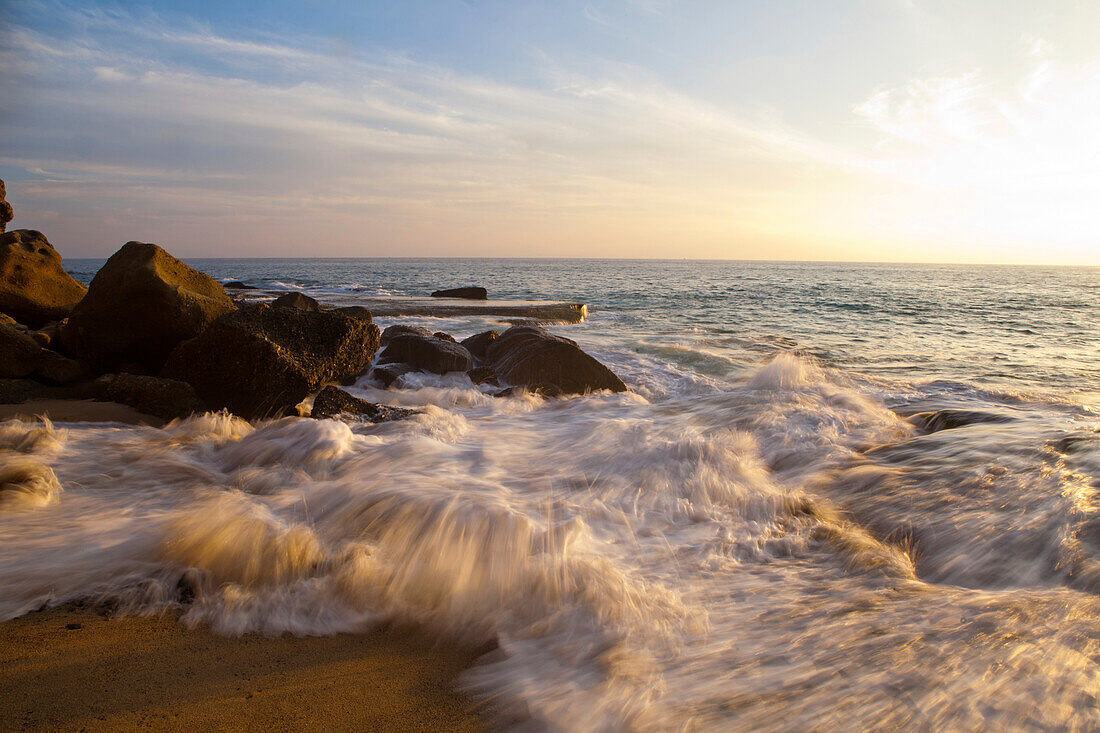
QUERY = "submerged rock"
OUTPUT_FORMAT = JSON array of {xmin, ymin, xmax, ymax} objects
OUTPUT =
[
  {"xmin": 466, "ymin": 365, "xmax": 499, "ymax": 386},
  {"xmin": 224, "ymin": 281, "xmax": 256, "ymax": 290},
  {"xmin": 909, "ymin": 409, "xmax": 1014, "ymax": 433},
  {"xmin": 430, "ymin": 286, "xmax": 487, "ymax": 300},
  {"xmin": 367, "ymin": 362, "xmax": 415, "ymax": 388},
  {"xmin": 486, "ymin": 325, "xmax": 627, "ymax": 395},
  {"xmin": 61, "ymin": 241, "xmax": 234, "ymax": 373},
  {"xmin": 310, "ymin": 385, "xmax": 418, "ymax": 423},
  {"xmin": 460, "ymin": 330, "xmax": 499, "ymax": 361},
  {"xmin": 163, "ymin": 304, "xmax": 380, "ymax": 419},
  {"xmin": 271, "ymin": 291, "xmax": 321, "ymax": 311},
  {"xmin": 377, "ymin": 325, "xmax": 473, "ymax": 374},
  {"xmin": 0, "ymin": 230, "xmax": 88, "ymax": 328}
]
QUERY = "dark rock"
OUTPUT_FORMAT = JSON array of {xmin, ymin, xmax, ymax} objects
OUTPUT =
[
  {"xmin": 377, "ymin": 325, "xmax": 473, "ymax": 374},
  {"xmin": 486, "ymin": 325, "xmax": 627, "ymax": 395},
  {"xmin": 0, "ymin": 322, "xmax": 41, "ymax": 378},
  {"xmin": 909, "ymin": 409, "xmax": 1014, "ymax": 433},
  {"xmin": 103, "ymin": 373, "xmax": 204, "ymax": 421},
  {"xmin": 367, "ymin": 362, "xmax": 415, "ymax": 388},
  {"xmin": 271, "ymin": 291, "xmax": 320, "ymax": 311},
  {"xmin": 460, "ymin": 330, "xmax": 499, "ymax": 361},
  {"xmin": 61, "ymin": 241, "xmax": 234, "ymax": 373},
  {"xmin": 65, "ymin": 623, "xmax": 82, "ymax": 630},
  {"xmin": 466, "ymin": 366, "xmax": 499, "ymax": 386},
  {"xmin": 32, "ymin": 351, "xmax": 83, "ymax": 385},
  {"xmin": 0, "ymin": 230, "xmax": 88, "ymax": 328},
  {"xmin": 0, "ymin": 377, "xmax": 109, "ymax": 404},
  {"xmin": 334, "ymin": 306, "xmax": 373, "ymax": 321},
  {"xmin": 0, "ymin": 179, "xmax": 12, "ymax": 233},
  {"xmin": 224, "ymin": 281, "xmax": 256, "ymax": 289},
  {"xmin": 162, "ymin": 304, "xmax": 380, "ymax": 419},
  {"xmin": 433, "ymin": 331, "xmax": 457, "ymax": 343},
  {"xmin": 430, "ymin": 287, "xmax": 488, "ymax": 300},
  {"xmin": 310, "ymin": 385, "xmax": 418, "ymax": 423}
]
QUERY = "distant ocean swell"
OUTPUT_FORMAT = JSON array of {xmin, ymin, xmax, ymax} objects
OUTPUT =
[{"xmin": 1, "ymin": 259, "xmax": 1097, "ymax": 729}]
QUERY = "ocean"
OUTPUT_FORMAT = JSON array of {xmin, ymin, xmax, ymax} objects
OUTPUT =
[{"xmin": 3, "ymin": 258, "xmax": 1098, "ymax": 729}]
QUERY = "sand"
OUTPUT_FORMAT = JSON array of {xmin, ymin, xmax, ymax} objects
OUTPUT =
[
  {"xmin": 0, "ymin": 607, "xmax": 493, "ymax": 732},
  {"xmin": 0, "ymin": 399, "xmax": 165, "ymax": 426}
]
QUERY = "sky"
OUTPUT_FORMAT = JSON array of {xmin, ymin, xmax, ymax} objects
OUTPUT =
[{"xmin": 1, "ymin": 0, "xmax": 1098, "ymax": 263}]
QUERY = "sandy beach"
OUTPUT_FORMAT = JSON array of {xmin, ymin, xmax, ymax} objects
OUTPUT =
[{"xmin": 0, "ymin": 606, "xmax": 492, "ymax": 732}]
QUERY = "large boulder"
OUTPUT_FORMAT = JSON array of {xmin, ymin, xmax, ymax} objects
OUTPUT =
[
  {"xmin": 0, "ymin": 322, "xmax": 41, "ymax": 378},
  {"xmin": 0, "ymin": 230, "xmax": 88, "ymax": 328},
  {"xmin": 377, "ymin": 325, "xmax": 473, "ymax": 374},
  {"xmin": 61, "ymin": 242, "xmax": 233, "ymax": 373},
  {"xmin": 486, "ymin": 325, "xmax": 628, "ymax": 395},
  {"xmin": 0, "ymin": 179, "xmax": 12, "ymax": 233},
  {"xmin": 162, "ymin": 304, "xmax": 380, "ymax": 419},
  {"xmin": 310, "ymin": 386, "xmax": 418, "ymax": 423},
  {"xmin": 430, "ymin": 286, "xmax": 487, "ymax": 300}
]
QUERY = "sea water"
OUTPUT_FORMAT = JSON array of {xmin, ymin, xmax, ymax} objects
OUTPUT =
[{"xmin": 2, "ymin": 259, "xmax": 1097, "ymax": 729}]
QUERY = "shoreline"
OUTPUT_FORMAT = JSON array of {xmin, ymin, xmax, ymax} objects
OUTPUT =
[{"xmin": 0, "ymin": 606, "xmax": 493, "ymax": 732}]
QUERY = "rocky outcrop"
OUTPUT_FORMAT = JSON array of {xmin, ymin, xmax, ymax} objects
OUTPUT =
[
  {"xmin": 430, "ymin": 286, "xmax": 487, "ymax": 300},
  {"xmin": 377, "ymin": 325, "xmax": 473, "ymax": 374},
  {"xmin": 162, "ymin": 304, "xmax": 380, "ymax": 419},
  {"xmin": 103, "ymin": 373, "xmax": 204, "ymax": 421},
  {"xmin": 61, "ymin": 242, "xmax": 234, "ymax": 373},
  {"xmin": 460, "ymin": 330, "xmax": 499, "ymax": 361},
  {"xmin": 0, "ymin": 230, "xmax": 88, "ymax": 328},
  {"xmin": 0, "ymin": 180, "xmax": 12, "ymax": 234},
  {"xmin": 271, "ymin": 292, "xmax": 320, "ymax": 311},
  {"xmin": 0, "ymin": 322, "xmax": 41, "ymax": 379},
  {"xmin": 485, "ymin": 325, "xmax": 627, "ymax": 396},
  {"xmin": 310, "ymin": 386, "xmax": 418, "ymax": 423}
]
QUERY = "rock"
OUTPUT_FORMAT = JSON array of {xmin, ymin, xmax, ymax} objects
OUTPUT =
[
  {"xmin": 271, "ymin": 292, "xmax": 320, "ymax": 311},
  {"xmin": 0, "ymin": 230, "xmax": 88, "ymax": 328},
  {"xmin": 224, "ymin": 281, "xmax": 256, "ymax": 289},
  {"xmin": 334, "ymin": 306, "xmax": 373, "ymax": 321},
  {"xmin": 433, "ymin": 331, "xmax": 457, "ymax": 343},
  {"xmin": 0, "ymin": 180, "xmax": 12, "ymax": 234},
  {"xmin": 61, "ymin": 242, "xmax": 234, "ymax": 373},
  {"xmin": 430, "ymin": 287, "xmax": 487, "ymax": 300},
  {"xmin": 909, "ymin": 409, "xmax": 1014, "ymax": 433},
  {"xmin": 460, "ymin": 330, "xmax": 499, "ymax": 361},
  {"xmin": 486, "ymin": 325, "xmax": 628, "ymax": 395},
  {"xmin": 310, "ymin": 386, "xmax": 418, "ymax": 423},
  {"xmin": 0, "ymin": 322, "xmax": 41, "ymax": 378},
  {"xmin": 32, "ymin": 351, "xmax": 83, "ymax": 385},
  {"xmin": 162, "ymin": 304, "xmax": 380, "ymax": 419},
  {"xmin": 29, "ymin": 331, "xmax": 50, "ymax": 347},
  {"xmin": 367, "ymin": 362, "xmax": 415, "ymax": 388},
  {"xmin": 466, "ymin": 366, "xmax": 499, "ymax": 386},
  {"xmin": 377, "ymin": 325, "xmax": 473, "ymax": 374},
  {"xmin": 104, "ymin": 373, "xmax": 204, "ymax": 421}
]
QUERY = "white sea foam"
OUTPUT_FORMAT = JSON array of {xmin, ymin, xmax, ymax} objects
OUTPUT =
[{"xmin": 0, "ymin": 345, "xmax": 1097, "ymax": 729}]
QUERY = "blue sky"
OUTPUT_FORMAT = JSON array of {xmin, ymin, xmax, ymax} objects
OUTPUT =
[{"xmin": 2, "ymin": 0, "xmax": 1098, "ymax": 262}]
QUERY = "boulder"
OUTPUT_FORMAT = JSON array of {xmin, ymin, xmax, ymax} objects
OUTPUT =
[
  {"xmin": 0, "ymin": 179, "xmax": 12, "ymax": 234},
  {"xmin": 104, "ymin": 373, "xmax": 204, "ymax": 421},
  {"xmin": 377, "ymin": 325, "xmax": 473, "ymax": 374},
  {"xmin": 0, "ymin": 322, "xmax": 41, "ymax": 378},
  {"xmin": 224, "ymin": 281, "xmax": 256, "ymax": 290},
  {"xmin": 32, "ymin": 351, "xmax": 83, "ymax": 385},
  {"xmin": 162, "ymin": 304, "xmax": 380, "ymax": 419},
  {"xmin": 310, "ymin": 386, "xmax": 418, "ymax": 423},
  {"xmin": 271, "ymin": 291, "xmax": 320, "ymax": 311},
  {"xmin": 430, "ymin": 287, "xmax": 487, "ymax": 300},
  {"xmin": 486, "ymin": 325, "xmax": 627, "ymax": 395},
  {"xmin": 61, "ymin": 242, "xmax": 234, "ymax": 373},
  {"xmin": 0, "ymin": 230, "xmax": 88, "ymax": 328},
  {"xmin": 367, "ymin": 362, "xmax": 415, "ymax": 388},
  {"xmin": 334, "ymin": 306, "xmax": 373, "ymax": 321},
  {"xmin": 460, "ymin": 330, "xmax": 499, "ymax": 361}
]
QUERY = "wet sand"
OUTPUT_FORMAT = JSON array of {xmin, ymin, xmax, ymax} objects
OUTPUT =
[
  {"xmin": 0, "ymin": 400, "xmax": 165, "ymax": 426},
  {"xmin": 0, "ymin": 607, "xmax": 492, "ymax": 732}
]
